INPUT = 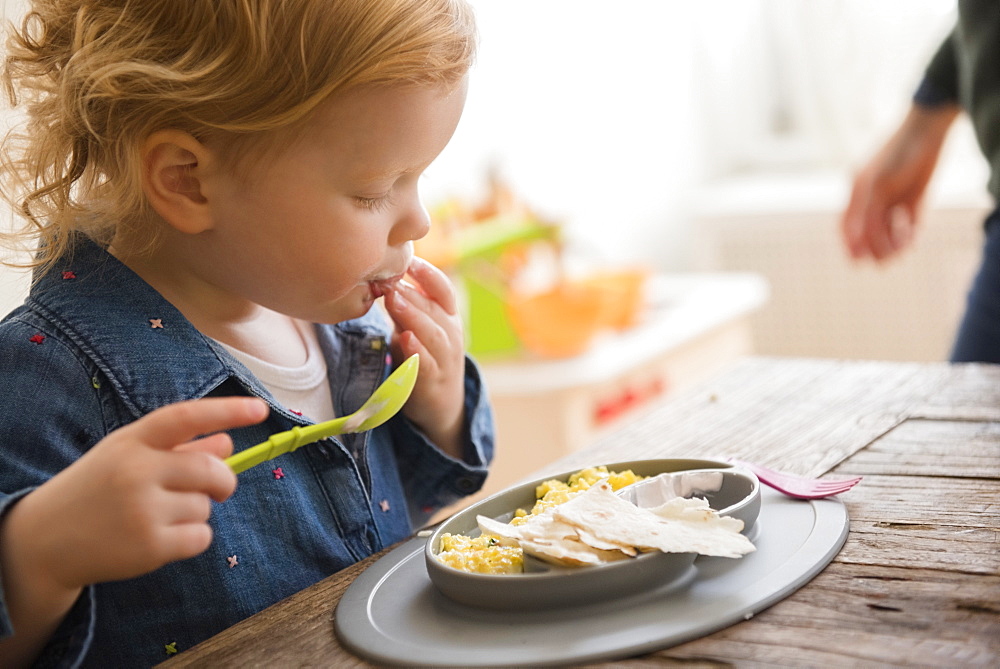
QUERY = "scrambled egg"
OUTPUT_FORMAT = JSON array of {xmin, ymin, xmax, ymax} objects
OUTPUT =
[
  {"xmin": 513, "ymin": 466, "xmax": 645, "ymax": 522},
  {"xmin": 435, "ymin": 533, "xmax": 524, "ymax": 574},
  {"xmin": 436, "ymin": 466, "xmax": 644, "ymax": 574}
]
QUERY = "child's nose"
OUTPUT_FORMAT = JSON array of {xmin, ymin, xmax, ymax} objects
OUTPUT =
[{"xmin": 389, "ymin": 197, "xmax": 431, "ymax": 245}]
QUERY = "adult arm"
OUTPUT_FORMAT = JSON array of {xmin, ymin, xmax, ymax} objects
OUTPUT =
[{"xmin": 840, "ymin": 30, "xmax": 961, "ymax": 262}]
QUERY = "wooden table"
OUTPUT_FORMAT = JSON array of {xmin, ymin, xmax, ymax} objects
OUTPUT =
[{"xmin": 162, "ymin": 358, "xmax": 1000, "ymax": 667}]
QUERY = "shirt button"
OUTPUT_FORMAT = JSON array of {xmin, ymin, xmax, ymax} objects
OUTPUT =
[{"xmin": 455, "ymin": 476, "xmax": 478, "ymax": 493}]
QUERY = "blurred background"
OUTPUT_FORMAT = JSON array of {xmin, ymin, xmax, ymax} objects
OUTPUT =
[
  {"xmin": 0, "ymin": 1, "xmax": 989, "ymax": 493},
  {"xmin": 1, "ymin": 0, "xmax": 983, "ymax": 358},
  {"xmin": 418, "ymin": 0, "xmax": 986, "ymax": 364}
]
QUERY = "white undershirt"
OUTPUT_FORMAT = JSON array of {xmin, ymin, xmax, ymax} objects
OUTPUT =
[{"xmin": 218, "ymin": 320, "xmax": 336, "ymax": 423}]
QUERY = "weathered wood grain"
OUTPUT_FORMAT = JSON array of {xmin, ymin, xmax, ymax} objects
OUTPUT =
[
  {"xmin": 547, "ymin": 357, "xmax": 952, "ymax": 480},
  {"xmin": 160, "ymin": 358, "xmax": 1000, "ymax": 668},
  {"xmin": 836, "ymin": 418, "xmax": 1000, "ymax": 479},
  {"xmin": 647, "ymin": 564, "xmax": 1000, "ymax": 668}
]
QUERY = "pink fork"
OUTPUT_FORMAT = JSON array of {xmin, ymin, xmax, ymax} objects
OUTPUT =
[{"xmin": 728, "ymin": 459, "xmax": 862, "ymax": 500}]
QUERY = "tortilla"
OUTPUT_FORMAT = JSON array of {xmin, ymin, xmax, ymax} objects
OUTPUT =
[
  {"xmin": 518, "ymin": 537, "xmax": 632, "ymax": 567},
  {"xmin": 477, "ymin": 513, "xmax": 576, "ymax": 543},
  {"xmin": 478, "ymin": 513, "xmax": 633, "ymax": 565},
  {"xmin": 474, "ymin": 478, "xmax": 754, "ymax": 569},
  {"xmin": 574, "ymin": 526, "xmax": 639, "ymax": 555},
  {"xmin": 552, "ymin": 481, "xmax": 755, "ymax": 559}
]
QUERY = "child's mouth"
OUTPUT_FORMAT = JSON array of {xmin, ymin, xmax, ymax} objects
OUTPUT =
[{"xmin": 369, "ymin": 274, "xmax": 404, "ymax": 298}]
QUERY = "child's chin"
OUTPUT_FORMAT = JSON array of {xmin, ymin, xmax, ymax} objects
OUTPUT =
[
  {"xmin": 304, "ymin": 298, "xmax": 374, "ymax": 325},
  {"xmin": 344, "ymin": 295, "xmax": 380, "ymax": 321}
]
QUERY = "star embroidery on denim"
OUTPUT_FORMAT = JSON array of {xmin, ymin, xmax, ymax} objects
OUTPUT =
[
  {"xmin": 61, "ymin": 270, "xmax": 76, "ymax": 280},
  {"xmin": 379, "ymin": 499, "xmax": 391, "ymax": 512},
  {"xmin": 227, "ymin": 555, "xmax": 238, "ymax": 568},
  {"xmin": 164, "ymin": 642, "xmax": 178, "ymax": 656},
  {"xmin": 272, "ymin": 467, "xmax": 285, "ymax": 480},
  {"xmin": 149, "ymin": 318, "xmax": 164, "ymax": 329},
  {"xmin": 29, "ymin": 333, "xmax": 45, "ymax": 345}
]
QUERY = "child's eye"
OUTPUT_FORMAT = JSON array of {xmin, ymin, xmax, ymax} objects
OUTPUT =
[{"xmin": 355, "ymin": 194, "xmax": 393, "ymax": 212}]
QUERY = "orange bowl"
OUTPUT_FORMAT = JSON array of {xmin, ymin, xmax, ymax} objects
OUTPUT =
[
  {"xmin": 506, "ymin": 283, "xmax": 608, "ymax": 358},
  {"xmin": 579, "ymin": 268, "xmax": 649, "ymax": 330}
]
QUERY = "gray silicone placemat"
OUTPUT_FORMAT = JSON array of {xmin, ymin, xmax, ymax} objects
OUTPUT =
[{"xmin": 335, "ymin": 486, "xmax": 849, "ymax": 667}]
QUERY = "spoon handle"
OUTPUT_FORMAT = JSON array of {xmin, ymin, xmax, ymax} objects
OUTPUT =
[
  {"xmin": 224, "ymin": 354, "xmax": 419, "ymax": 474},
  {"xmin": 226, "ymin": 418, "xmax": 348, "ymax": 474}
]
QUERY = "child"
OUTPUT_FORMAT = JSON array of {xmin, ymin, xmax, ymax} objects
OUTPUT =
[{"xmin": 0, "ymin": 1, "xmax": 493, "ymax": 666}]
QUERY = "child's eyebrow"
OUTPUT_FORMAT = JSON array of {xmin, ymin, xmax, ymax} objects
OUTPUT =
[{"xmin": 356, "ymin": 164, "xmax": 425, "ymax": 184}]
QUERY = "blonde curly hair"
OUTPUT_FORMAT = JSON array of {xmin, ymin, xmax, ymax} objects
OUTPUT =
[{"xmin": 1, "ymin": 0, "xmax": 476, "ymax": 273}]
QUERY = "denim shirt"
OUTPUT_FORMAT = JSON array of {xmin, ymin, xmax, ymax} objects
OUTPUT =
[{"xmin": 0, "ymin": 236, "xmax": 494, "ymax": 667}]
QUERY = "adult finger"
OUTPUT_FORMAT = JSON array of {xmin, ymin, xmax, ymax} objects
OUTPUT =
[
  {"xmin": 841, "ymin": 189, "xmax": 871, "ymax": 259},
  {"xmin": 136, "ymin": 397, "xmax": 268, "ymax": 451},
  {"xmin": 889, "ymin": 204, "xmax": 917, "ymax": 252},
  {"xmin": 862, "ymin": 203, "xmax": 895, "ymax": 261}
]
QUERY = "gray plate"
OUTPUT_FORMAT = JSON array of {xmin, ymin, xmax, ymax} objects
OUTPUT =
[{"xmin": 334, "ymin": 485, "xmax": 850, "ymax": 667}]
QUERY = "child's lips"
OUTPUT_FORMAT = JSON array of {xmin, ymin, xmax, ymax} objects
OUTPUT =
[{"xmin": 369, "ymin": 274, "xmax": 405, "ymax": 298}]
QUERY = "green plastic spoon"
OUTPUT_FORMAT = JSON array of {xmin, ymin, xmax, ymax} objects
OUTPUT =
[{"xmin": 226, "ymin": 353, "xmax": 419, "ymax": 474}]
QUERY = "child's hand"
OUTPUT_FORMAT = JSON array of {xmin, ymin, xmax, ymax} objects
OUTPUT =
[
  {"xmin": 7, "ymin": 397, "xmax": 268, "ymax": 592},
  {"xmin": 383, "ymin": 256, "xmax": 465, "ymax": 457}
]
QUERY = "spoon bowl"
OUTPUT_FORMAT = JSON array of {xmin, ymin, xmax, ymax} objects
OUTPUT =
[{"xmin": 226, "ymin": 354, "xmax": 419, "ymax": 474}]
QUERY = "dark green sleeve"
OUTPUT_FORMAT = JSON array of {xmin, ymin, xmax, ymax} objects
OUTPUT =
[{"xmin": 914, "ymin": 29, "xmax": 959, "ymax": 106}]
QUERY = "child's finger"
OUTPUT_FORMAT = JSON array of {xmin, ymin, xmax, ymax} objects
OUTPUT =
[
  {"xmin": 392, "ymin": 280, "xmax": 440, "ymax": 317},
  {"xmin": 161, "ymin": 491, "xmax": 213, "ymax": 525},
  {"xmin": 394, "ymin": 329, "xmax": 431, "ymax": 367},
  {"xmin": 177, "ymin": 433, "xmax": 235, "ymax": 459},
  {"xmin": 385, "ymin": 287, "xmax": 449, "ymax": 352},
  {"xmin": 162, "ymin": 451, "xmax": 238, "ymax": 502},
  {"xmin": 158, "ymin": 523, "xmax": 214, "ymax": 563},
  {"xmin": 406, "ymin": 256, "xmax": 458, "ymax": 315},
  {"xmin": 174, "ymin": 432, "xmax": 235, "ymax": 459},
  {"xmin": 139, "ymin": 397, "xmax": 269, "ymax": 451}
]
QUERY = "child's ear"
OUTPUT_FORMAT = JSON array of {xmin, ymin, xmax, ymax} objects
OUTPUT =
[{"xmin": 141, "ymin": 130, "xmax": 215, "ymax": 234}]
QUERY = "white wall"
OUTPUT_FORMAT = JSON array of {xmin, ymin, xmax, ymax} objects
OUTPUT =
[{"xmin": 0, "ymin": 0, "xmax": 30, "ymax": 314}]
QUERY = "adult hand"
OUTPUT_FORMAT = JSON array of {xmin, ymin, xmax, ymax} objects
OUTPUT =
[{"xmin": 841, "ymin": 103, "xmax": 959, "ymax": 262}]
